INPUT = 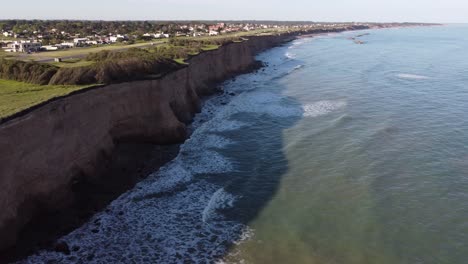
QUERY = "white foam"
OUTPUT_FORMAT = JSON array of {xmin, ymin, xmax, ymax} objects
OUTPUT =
[
  {"xmin": 289, "ymin": 38, "xmax": 312, "ymax": 49},
  {"xmin": 217, "ymin": 227, "xmax": 255, "ymax": 264},
  {"xmin": 285, "ymin": 51, "xmax": 296, "ymax": 59},
  {"xmin": 292, "ymin": 64, "xmax": 304, "ymax": 72},
  {"xmin": 217, "ymin": 91, "xmax": 302, "ymax": 119},
  {"xmin": 232, "ymin": 226, "xmax": 255, "ymax": 246},
  {"xmin": 181, "ymin": 150, "xmax": 234, "ymax": 175},
  {"xmin": 302, "ymin": 100, "xmax": 347, "ymax": 118},
  {"xmin": 131, "ymin": 162, "xmax": 193, "ymax": 200},
  {"xmin": 397, "ymin": 73, "xmax": 430, "ymax": 80},
  {"xmin": 202, "ymin": 188, "xmax": 236, "ymax": 223},
  {"xmin": 207, "ymin": 120, "xmax": 247, "ymax": 132},
  {"xmin": 183, "ymin": 134, "xmax": 233, "ymax": 150}
]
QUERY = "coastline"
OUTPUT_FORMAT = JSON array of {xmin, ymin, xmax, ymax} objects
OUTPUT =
[
  {"xmin": 0, "ymin": 32, "xmax": 294, "ymax": 263},
  {"xmin": 0, "ymin": 24, "xmax": 431, "ymax": 262}
]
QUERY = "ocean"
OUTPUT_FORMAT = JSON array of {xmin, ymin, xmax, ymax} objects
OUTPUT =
[{"xmin": 21, "ymin": 24, "xmax": 468, "ymax": 264}]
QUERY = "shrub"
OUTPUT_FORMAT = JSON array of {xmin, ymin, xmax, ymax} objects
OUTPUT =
[{"xmin": 0, "ymin": 59, "xmax": 58, "ymax": 85}]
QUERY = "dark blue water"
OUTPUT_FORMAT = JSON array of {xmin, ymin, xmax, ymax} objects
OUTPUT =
[{"xmin": 22, "ymin": 25, "xmax": 468, "ymax": 264}]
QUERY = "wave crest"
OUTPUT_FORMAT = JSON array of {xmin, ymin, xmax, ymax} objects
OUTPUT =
[
  {"xmin": 303, "ymin": 100, "xmax": 347, "ymax": 118},
  {"xmin": 397, "ymin": 73, "xmax": 430, "ymax": 80}
]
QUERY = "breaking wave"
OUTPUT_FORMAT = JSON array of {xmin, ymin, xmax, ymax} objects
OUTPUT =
[
  {"xmin": 202, "ymin": 188, "xmax": 237, "ymax": 223},
  {"xmin": 285, "ymin": 51, "xmax": 296, "ymax": 59},
  {"xmin": 302, "ymin": 100, "xmax": 347, "ymax": 118},
  {"xmin": 397, "ymin": 73, "xmax": 430, "ymax": 80}
]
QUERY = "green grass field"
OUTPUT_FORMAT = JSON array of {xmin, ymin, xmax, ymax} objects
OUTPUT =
[
  {"xmin": 0, "ymin": 79, "xmax": 93, "ymax": 119},
  {"xmin": 201, "ymin": 44, "xmax": 220, "ymax": 51},
  {"xmin": 173, "ymin": 58, "xmax": 188, "ymax": 65},
  {"xmin": 0, "ymin": 49, "xmax": 16, "ymax": 59}
]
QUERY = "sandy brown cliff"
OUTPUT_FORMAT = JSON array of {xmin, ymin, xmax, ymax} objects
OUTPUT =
[{"xmin": 0, "ymin": 34, "xmax": 294, "ymax": 251}]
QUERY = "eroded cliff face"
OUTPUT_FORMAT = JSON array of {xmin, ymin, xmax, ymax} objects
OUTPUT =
[{"xmin": 0, "ymin": 34, "xmax": 293, "ymax": 251}]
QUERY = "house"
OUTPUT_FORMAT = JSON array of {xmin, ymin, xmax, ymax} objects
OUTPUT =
[
  {"xmin": 59, "ymin": 42, "xmax": 74, "ymax": 48},
  {"xmin": 4, "ymin": 41, "xmax": 42, "ymax": 53},
  {"xmin": 208, "ymin": 25, "xmax": 222, "ymax": 32},
  {"xmin": 109, "ymin": 36, "xmax": 120, "ymax": 43},
  {"xmin": 154, "ymin": 33, "xmax": 169, "ymax": 39},
  {"xmin": 42, "ymin": 45, "xmax": 59, "ymax": 51},
  {"xmin": 73, "ymin": 38, "xmax": 89, "ymax": 46},
  {"xmin": 86, "ymin": 40, "xmax": 99, "ymax": 45},
  {"xmin": 209, "ymin": 30, "xmax": 219, "ymax": 36},
  {"xmin": 109, "ymin": 34, "xmax": 127, "ymax": 43}
]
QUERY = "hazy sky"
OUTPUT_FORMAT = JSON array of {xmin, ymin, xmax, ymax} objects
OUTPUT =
[{"xmin": 1, "ymin": 0, "xmax": 467, "ymax": 23}]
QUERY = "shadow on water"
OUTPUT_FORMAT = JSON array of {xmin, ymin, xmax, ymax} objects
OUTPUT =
[
  {"xmin": 223, "ymin": 112, "xmax": 301, "ymax": 223},
  {"xmin": 198, "ymin": 79, "xmax": 304, "ymax": 259}
]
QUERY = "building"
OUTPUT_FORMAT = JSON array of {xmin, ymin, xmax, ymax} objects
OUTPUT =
[
  {"xmin": 109, "ymin": 36, "xmax": 120, "ymax": 43},
  {"xmin": 3, "ymin": 41, "xmax": 42, "ymax": 53},
  {"xmin": 154, "ymin": 33, "xmax": 169, "ymax": 38},
  {"xmin": 109, "ymin": 34, "xmax": 128, "ymax": 43},
  {"xmin": 59, "ymin": 42, "xmax": 74, "ymax": 48},
  {"xmin": 41, "ymin": 45, "xmax": 59, "ymax": 51},
  {"xmin": 73, "ymin": 38, "xmax": 89, "ymax": 46}
]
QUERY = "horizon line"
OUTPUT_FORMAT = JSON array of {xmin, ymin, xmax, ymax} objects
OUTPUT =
[{"xmin": 0, "ymin": 18, "xmax": 446, "ymax": 24}]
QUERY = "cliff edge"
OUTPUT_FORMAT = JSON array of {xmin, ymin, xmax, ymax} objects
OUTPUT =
[{"xmin": 0, "ymin": 34, "xmax": 294, "ymax": 252}]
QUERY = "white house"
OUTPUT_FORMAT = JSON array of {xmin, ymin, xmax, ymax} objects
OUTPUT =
[
  {"xmin": 109, "ymin": 34, "xmax": 127, "ymax": 43},
  {"xmin": 154, "ymin": 33, "xmax": 169, "ymax": 39},
  {"xmin": 109, "ymin": 36, "xmax": 120, "ymax": 43},
  {"xmin": 73, "ymin": 38, "xmax": 89, "ymax": 46},
  {"xmin": 42, "ymin": 45, "xmax": 59, "ymax": 51},
  {"xmin": 4, "ymin": 41, "xmax": 42, "ymax": 53},
  {"xmin": 86, "ymin": 40, "xmax": 99, "ymax": 45},
  {"xmin": 60, "ymin": 42, "xmax": 74, "ymax": 48}
]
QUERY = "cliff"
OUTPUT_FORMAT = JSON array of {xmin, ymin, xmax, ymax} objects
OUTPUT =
[{"xmin": 0, "ymin": 33, "xmax": 294, "ymax": 251}]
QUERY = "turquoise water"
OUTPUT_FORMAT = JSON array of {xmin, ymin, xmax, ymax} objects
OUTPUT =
[
  {"xmin": 22, "ymin": 25, "xmax": 468, "ymax": 264},
  {"xmin": 222, "ymin": 25, "xmax": 468, "ymax": 263}
]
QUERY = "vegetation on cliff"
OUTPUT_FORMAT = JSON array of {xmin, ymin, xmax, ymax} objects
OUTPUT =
[
  {"xmin": 50, "ymin": 50, "xmax": 182, "ymax": 85},
  {"xmin": 0, "ymin": 79, "xmax": 91, "ymax": 118},
  {"xmin": 0, "ymin": 59, "xmax": 58, "ymax": 85},
  {"xmin": 0, "ymin": 36, "xmax": 246, "ymax": 119},
  {"xmin": 0, "ymin": 37, "xmax": 243, "ymax": 86}
]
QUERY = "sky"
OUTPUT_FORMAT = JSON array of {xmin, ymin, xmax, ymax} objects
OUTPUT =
[{"xmin": 1, "ymin": 0, "xmax": 467, "ymax": 23}]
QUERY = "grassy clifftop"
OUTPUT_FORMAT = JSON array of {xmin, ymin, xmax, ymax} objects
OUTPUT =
[
  {"xmin": 0, "ymin": 79, "xmax": 93, "ymax": 119},
  {"xmin": 0, "ymin": 36, "xmax": 246, "ymax": 120}
]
